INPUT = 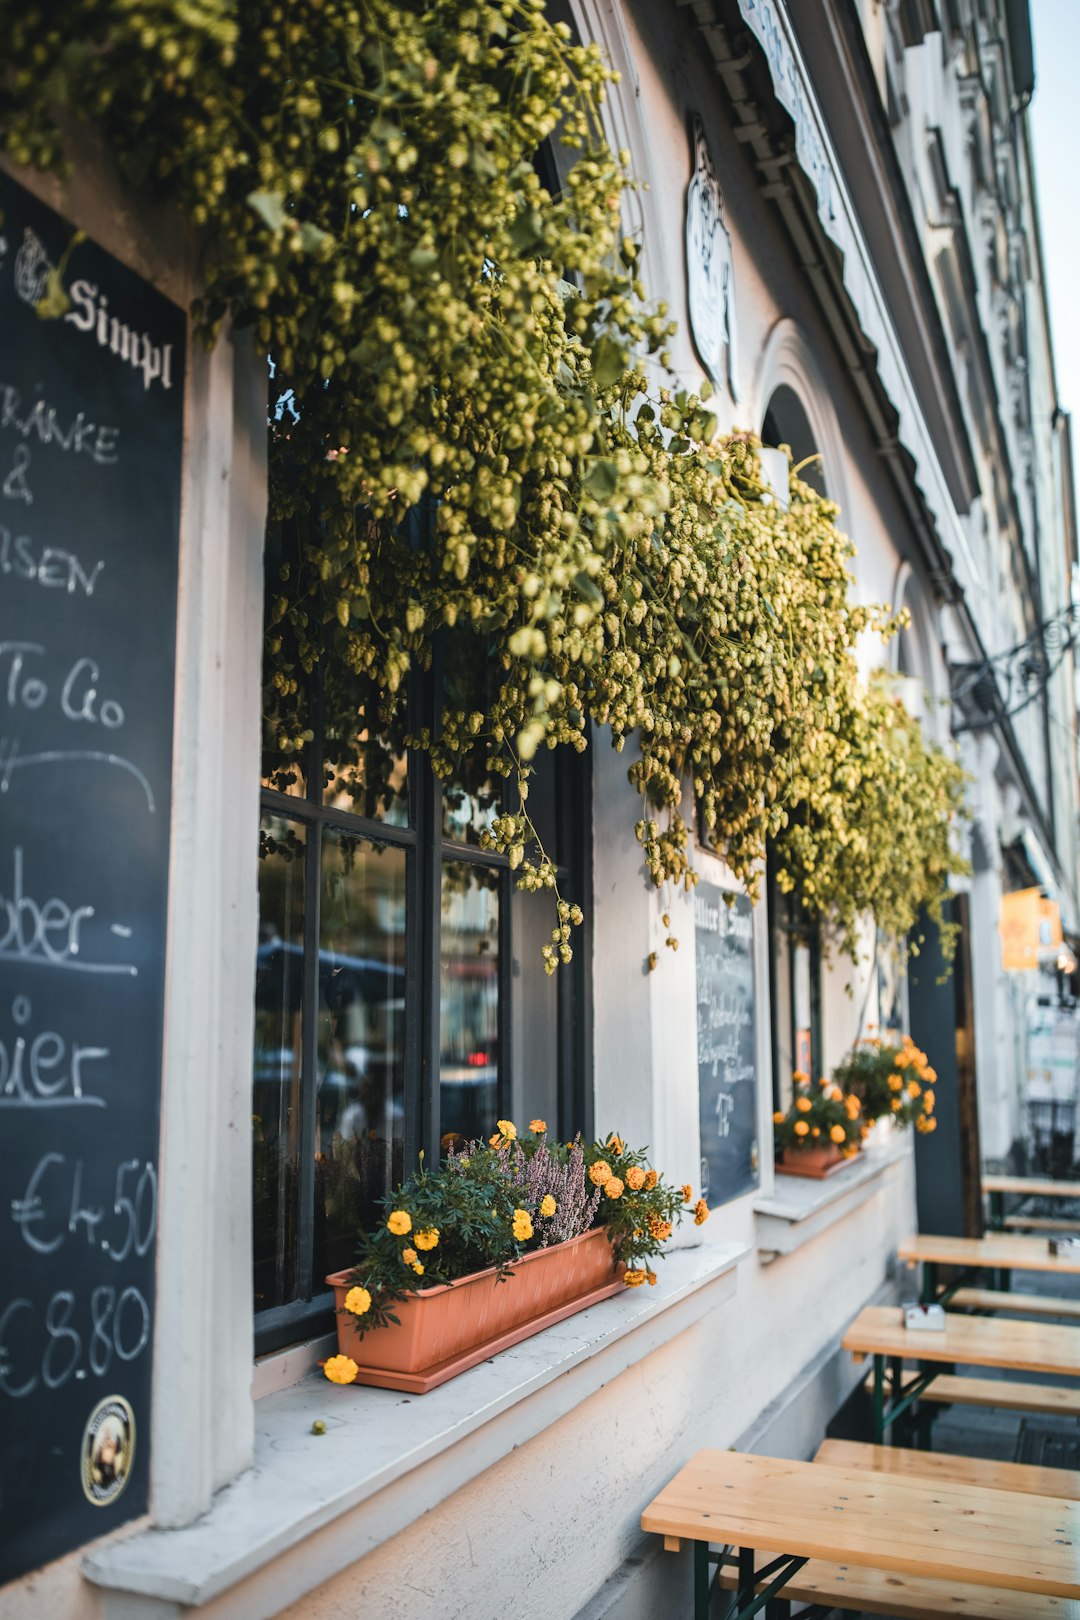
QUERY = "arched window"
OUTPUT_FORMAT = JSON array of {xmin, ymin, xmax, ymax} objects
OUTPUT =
[{"xmin": 761, "ymin": 383, "xmax": 825, "ymax": 1107}]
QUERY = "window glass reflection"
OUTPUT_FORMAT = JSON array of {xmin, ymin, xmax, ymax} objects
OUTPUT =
[
  {"xmin": 252, "ymin": 816, "xmax": 306, "ymax": 1313},
  {"xmin": 314, "ymin": 832, "xmax": 408, "ymax": 1286},
  {"xmin": 440, "ymin": 862, "xmax": 500, "ymax": 1144}
]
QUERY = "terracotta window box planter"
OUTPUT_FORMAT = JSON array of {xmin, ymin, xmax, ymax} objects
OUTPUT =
[
  {"xmin": 777, "ymin": 1143, "xmax": 855, "ymax": 1179},
  {"xmin": 326, "ymin": 1225, "xmax": 625, "ymax": 1394}
]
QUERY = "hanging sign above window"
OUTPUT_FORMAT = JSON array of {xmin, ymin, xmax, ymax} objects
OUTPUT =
[{"xmin": 685, "ymin": 114, "xmax": 741, "ymax": 402}]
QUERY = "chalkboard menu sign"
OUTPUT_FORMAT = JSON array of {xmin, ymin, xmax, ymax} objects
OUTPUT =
[
  {"xmin": 695, "ymin": 882, "xmax": 759, "ymax": 1206},
  {"xmin": 0, "ymin": 172, "xmax": 184, "ymax": 1582}
]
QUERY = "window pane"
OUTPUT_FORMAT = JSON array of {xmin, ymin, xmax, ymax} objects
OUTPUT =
[
  {"xmin": 314, "ymin": 832, "xmax": 408, "ymax": 1287},
  {"xmin": 440, "ymin": 861, "xmax": 500, "ymax": 1143},
  {"xmin": 440, "ymin": 631, "xmax": 500, "ymax": 844},
  {"xmin": 253, "ymin": 816, "xmax": 307, "ymax": 1313},
  {"xmin": 510, "ymin": 885, "xmax": 559, "ymax": 1131},
  {"xmin": 322, "ymin": 668, "xmax": 409, "ymax": 826}
]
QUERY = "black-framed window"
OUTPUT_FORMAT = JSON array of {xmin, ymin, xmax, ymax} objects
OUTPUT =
[
  {"xmin": 252, "ymin": 540, "xmax": 592, "ymax": 1353},
  {"xmin": 767, "ymin": 868, "xmax": 823, "ymax": 1114}
]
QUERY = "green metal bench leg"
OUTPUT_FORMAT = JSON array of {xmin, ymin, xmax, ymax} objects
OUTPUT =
[
  {"xmin": 695, "ymin": 1539, "xmax": 712, "ymax": 1620},
  {"xmin": 922, "ymin": 1259, "xmax": 939, "ymax": 1304},
  {"xmin": 990, "ymin": 1190, "xmax": 1004, "ymax": 1229}
]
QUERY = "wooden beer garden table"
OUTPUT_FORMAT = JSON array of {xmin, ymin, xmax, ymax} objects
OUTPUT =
[
  {"xmin": 641, "ymin": 1448, "xmax": 1080, "ymax": 1620},
  {"xmin": 897, "ymin": 1230, "xmax": 1080, "ymax": 1303},
  {"xmin": 842, "ymin": 1304, "xmax": 1080, "ymax": 1444}
]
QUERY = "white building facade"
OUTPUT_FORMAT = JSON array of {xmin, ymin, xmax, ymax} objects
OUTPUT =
[{"xmin": 1, "ymin": 2, "xmax": 1076, "ymax": 1618}]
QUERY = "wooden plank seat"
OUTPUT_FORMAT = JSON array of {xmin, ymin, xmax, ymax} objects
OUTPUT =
[
  {"xmin": 1002, "ymin": 1215, "xmax": 1080, "ymax": 1234},
  {"xmin": 984, "ymin": 1176, "xmax": 1080, "ymax": 1199},
  {"xmin": 920, "ymin": 1374, "xmax": 1080, "ymax": 1417},
  {"xmin": 859, "ymin": 1363, "xmax": 1080, "ymax": 1418},
  {"xmin": 716, "ymin": 1558, "xmax": 1080, "ymax": 1618},
  {"xmin": 951, "ymin": 1286, "xmax": 1080, "ymax": 1320},
  {"xmin": 815, "ymin": 1436, "xmax": 1080, "ymax": 1500}
]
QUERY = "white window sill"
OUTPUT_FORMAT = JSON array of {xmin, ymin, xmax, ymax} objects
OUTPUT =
[
  {"xmin": 754, "ymin": 1137, "xmax": 912, "ymax": 1259},
  {"xmin": 84, "ymin": 1239, "xmax": 747, "ymax": 1617}
]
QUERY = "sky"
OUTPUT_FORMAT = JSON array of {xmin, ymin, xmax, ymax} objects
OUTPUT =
[{"xmin": 1029, "ymin": 0, "xmax": 1080, "ymax": 500}]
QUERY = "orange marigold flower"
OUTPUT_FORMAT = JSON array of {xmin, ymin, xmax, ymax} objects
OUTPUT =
[
  {"xmin": 644, "ymin": 1169, "xmax": 658, "ymax": 1190},
  {"xmin": 829, "ymin": 1124, "xmax": 846, "ymax": 1144},
  {"xmin": 681, "ymin": 1184, "xmax": 693, "ymax": 1202},
  {"xmin": 607, "ymin": 1133, "xmax": 625, "ymax": 1154},
  {"xmin": 795, "ymin": 1095, "xmax": 812, "ymax": 1113},
  {"xmin": 792, "ymin": 1070, "xmax": 810, "ymax": 1085},
  {"xmin": 648, "ymin": 1217, "xmax": 673, "ymax": 1241},
  {"xmin": 387, "ymin": 1210, "xmax": 412, "ymax": 1236},
  {"xmin": 647, "ymin": 1271, "xmax": 658, "ymax": 1286},
  {"xmin": 793, "ymin": 1120, "xmax": 810, "ymax": 1137},
  {"xmin": 810, "ymin": 1126, "xmax": 821, "ymax": 1137},
  {"xmin": 888, "ymin": 1074, "xmax": 903, "ymax": 1092},
  {"xmin": 773, "ymin": 1110, "xmax": 786, "ymax": 1124},
  {"xmin": 414, "ymin": 1229, "xmax": 440, "ymax": 1251},
  {"xmin": 323, "ymin": 1354, "xmax": 359, "ymax": 1386},
  {"xmin": 907, "ymin": 1082, "xmax": 921, "ymax": 1099},
  {"xmin": 626, "ymin": 1166, "xmax": 646, "ymax": 1191},
  {"xmin": 605, "ymin": 1177, "xmax": 625, "ymax": 1199},
  {"xmin": 529, "ymin": 1118, "xmax": 547, "ymax": 1134},
  {"xmin": 589, "ymin": 1160, "xmax": 612, "ymax": 1186},
  {"xmin": 624, "ymin": 1269, "xmax": 647, "ymax": 1288},
  {"xmin": 693, "ymin": 1198, "xmax": 709, "ymax": 1226},
  {"xmin": 828, "ymin": 1086, "xmax": 843, "ymax": 1102},
  {"xmin": 402, "ymin": 1248, "xmax": 418, "ymax": 1265},
  {"xmin": 891, "ymin": 1098, "xmax": 902, "ymax": 1112}
]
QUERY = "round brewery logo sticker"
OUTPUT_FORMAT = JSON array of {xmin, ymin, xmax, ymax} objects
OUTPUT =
[{"xmin": 81, "ymin": 1396, "xmax": 135, "ymax": 1507}]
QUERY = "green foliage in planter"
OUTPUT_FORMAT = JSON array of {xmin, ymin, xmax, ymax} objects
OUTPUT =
[
  {"xmin": 831, "ymin": 1033, "xmax": 939, "ymax": 1134},
  {"xmin": 338, "ymin": 1123, "xmax": 694, "ymax": 1337},
  {"xmin": 2, "ymin": 0, "xmax": 968, "ymax": 964},
  {"xmin": 773, "ymin": 1075, "xmax": 863, "ymax": 1156}
]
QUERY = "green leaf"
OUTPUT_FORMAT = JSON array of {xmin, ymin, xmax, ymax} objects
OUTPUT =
[
  {"xmin": 574, "ymin": 570, "xmax": 604, "ymax": 608},
  {"xmin": 582, "ymin": 459, "xmax": 619, "ymax": 500},
  {"xmin": 508, "ymin": 209, "xmax": 544, "ymax": 254},
  {"xmin": 591, "ymin": 333, "xmax": 629, "ymax": 390},
  {"xmin": 248, "ymin": 189, "xmax": 289, "ymax": 232}
]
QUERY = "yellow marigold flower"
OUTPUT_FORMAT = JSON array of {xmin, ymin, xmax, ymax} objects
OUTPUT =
[
  {"xmin": 924, "ymin": 1089, "xmax": 935, "ymax": 1112},
  {"xmin": 795, "ymin": 1095, "xmax": 812, "ymax": 1113},
  {"xmin": 891, "ymin": 1098, "xmax": 902, "ymax": 1112},
  {"xmin": 410, "ymin": 1260, "xmax": 424, "ymax": 1276},
  {"xmin": 828, "ymin": 1086, "xmax": 843, "ymax": 1102},
  {"xmin": 605, "ymin": 1177, "xmax": 625, "ymax": 1199},
  {"xmin": 681, "ymin": 1183, "xmax": 693, "ymax": 1202},
  {"xmin": 497, "ymin": 1119, "xmax": 517, "ymax": 1140},
  {"xmin": 624, "ymin": 1269, "xmax": 647, "ymax": 1288},
  {"xmin": 402, "ymin": 1248, "xmax": 418, "ymax": 1264},
  {"xmin": 344, "ymin": 1286, "xmax": 372, "ymax": 1316},
  {"xmin": 693, "ymin": 1198, "xmax": 709, "ymax": 1226},
  {"xmin": 414, "ymin": 1228, "xmax": 440, "ymax": 1251},
  {"xmin": 810, "ymin": 1126, "xmax": 821, "ymax": 1137},
  {"xmin": 924, "ymin": 1067, "xmax": 937, "ymax": 1084},
  {"xmin": 529, "ymin": 1119, "xmax": 547, "ymax": 1134},
  {"xmin": 644, "ymin": 1169, "xmax": 658, "ymax": 1190},
  {"xmin": 387, "ymin": 1210, "xmax": 412, "ymax": 1236},
  {"xmin": 648, "ymin": 1216, "xmax": 673, "ymax": 1241},
  {"xmin": 589, "ymin": 1160, "xmax": 612, "ymax": 1186},
  {"xmin": 888, "ymin": 1074, "xmax": 903, "ymax": 1092},
  {"xmin": 926, "ymin": 1117, "xmax": 937, "ymax": 1132},
  {"xmin": 323, "ymin": 1354, "xmax": 358, "ymax": 1386},
  {"xmin": 773, "ymin": 1110, "xmax": 786, "ymax": 1124},
  {"xmin": 793, "ymin": 1119, "xmax": 810, "ymax": 1137},
  {"xmin": 829, "ymin": 1124, "xmax": 847, "ymax": 1144},
  {"xmin": 626, "ymin": 1166, "xmax": 646, "ymax": 1191},
  {"xmin": 907, "ymin": 1082, "xmax": 921, "ymax": 1099},
  {"xmin": 512, "ymin": 1208, "xmax": 533, "ymax": 1241},
  {"xmin": 792, "ymin": 1070, "xmax": 810, "ymax": 1085},
  {"xmin": 539, "ymin": 1194, "xmax": 556, "ymax": 1217},
  {"xmin": 845, "ymin": 1095, "xmax": 861, "ymax": 1118}
]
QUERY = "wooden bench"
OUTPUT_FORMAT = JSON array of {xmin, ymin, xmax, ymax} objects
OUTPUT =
[
  {"xmin": 1002, "ymin": 1214, "xmax": 1080, "ymax": 1234},
  {"xmin": 860, "ymin": 1363, "xmax": 1080, "ymax": 1420},
  {"xmin": 951, "ymin": 1286, "xmax": 1080, "ymax": 1320},
  {"xmin": 712, "ymin": 1440, "xmax": 1080, "ymax": 1618}
]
